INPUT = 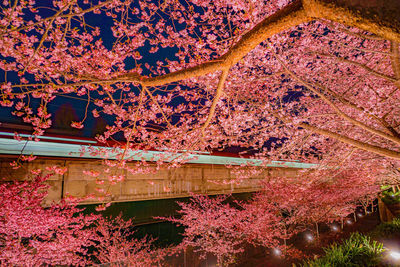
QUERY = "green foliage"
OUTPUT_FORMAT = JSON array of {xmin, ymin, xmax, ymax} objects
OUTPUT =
[
  {"xmin": 380, "ymin": 185, "xmax": 391, "ymax": 191},
  {"xmin": 381, "ymin": 189, "xmax": 400, "ymax": 205},
  {"xmin": 302, "ymin": 233, "xmax": 385, "ymax": 267},
  {"xmin": 370, "ymin": 217, "xmax": 400, "ymax": 238}
]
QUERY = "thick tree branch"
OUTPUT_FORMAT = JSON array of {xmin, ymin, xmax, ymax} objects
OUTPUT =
[
  {"xmin": 303, "ymin": 0, "xmax": 400, "ymax": 43},
  {"xmin": 299, "ymin": 122, "xmax": 400, "ymax": 160},
  {"xmin": 12, "ymin": 0, "xmax": 400, "ymax": 91},
  {"xmin": 117, "ymin": 1, "xmax": 310, "ymax": 86},
  {"xmin": 391, "ymin": 41, "xmax": 400, "ymax": 79},
  {"xmin": 114, "ymin": 0, "xmax": 400, "ymax": 87},
  {"xmin": 4, "ymin": 0, "xmax": 400, "ymax": 161}
]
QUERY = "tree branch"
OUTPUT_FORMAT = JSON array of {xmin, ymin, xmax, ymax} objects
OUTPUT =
[
  {"xmin": 303, "ymin": 0, "xmax": 400, "ymax": 43},
  {"xmin": 143, "ymin": 86, "xmax": 173, "ymax": 128},
  {"xmin": 314, "ymin": 52, "xmax": 398, "ymax": 83},
  {"xmin": 22, "ymin": 3, "xmax": 71, "ymax": 74},
  {"xmin": 311, "ymin": 79, "xmax": 399, "ymax": 138},
  {"xmin": 116, "ymin": 0, "xmax": 310, "ymax": 86},
  {"xmin": 266, "ymin": 106, "xmax": 400, "ymax": 160},
  {"xmin": 275, "ymin": 53, "xmax": 400, "ymax": 146},
  {"xmin": 299, "ymin": 122, "xmax": 400, "ymax": 160},
  {"xmin": 111, "ymin": 0, "xmax": 400, "ymax": 87},
  {"xmin": 391, "ymin": 41, "xmax": 400, "ymax": 79},
  {"xmin": 201, "ymin": 68, "xmax": 230, "ymax": 136},
  {"xmin": 1, "ymin": 0, "xmax": 116, "ymax": 36},
  {"xmin": 12, "ymin": 0, "xmax": 400, "ymax": 91}
]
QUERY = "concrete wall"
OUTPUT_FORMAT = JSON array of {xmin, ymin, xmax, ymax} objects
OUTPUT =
[{"xmin": 0, "ymin": 158, "xmax": 300, "ymax": 205}]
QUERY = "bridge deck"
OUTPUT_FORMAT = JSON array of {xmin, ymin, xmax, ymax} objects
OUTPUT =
[{"xmin": 0, "ymin": 137, "xmax": 316, "ymax": 204}]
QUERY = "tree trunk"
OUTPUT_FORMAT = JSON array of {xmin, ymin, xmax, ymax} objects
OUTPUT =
[
  {"xmin": 304, "ymin": 0, "xmax": 400, "ymax": 42},
  {"xmin": 378, "ymin": 197, "xmax": 395, "ymax": 222}
]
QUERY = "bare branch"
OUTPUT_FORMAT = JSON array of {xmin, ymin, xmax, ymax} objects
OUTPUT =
[
  {"xmin": 143, "ymin": 86, "xmax": 173, "ymax": 128},
  {"xmin": 201, "ymin": 68, "xmax": 230, "ymax": 136},
  {"xmin": 1, "ymin": 0, "xmax": 116, "ymax": 36},
  {"xmin": 22, "ymin": 3, "xmax": 72, "ymax": 74},
  {"xmin": 314, "ymin": 52, "xmax": 398, "ymax": 83}
]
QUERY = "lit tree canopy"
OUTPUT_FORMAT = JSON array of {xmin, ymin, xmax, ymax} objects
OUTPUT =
[
  {"xmin": 1, "ymin": 1, "xmax": 399, "ymax": 264},
  {"xmin": 1, "ymin": 0, "xmax": 400, "ymax": 163}
]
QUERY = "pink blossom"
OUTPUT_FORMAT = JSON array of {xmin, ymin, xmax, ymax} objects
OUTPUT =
[{"xmin": 71, "ymin": 121, "xmax": 84, "ymax": 129}]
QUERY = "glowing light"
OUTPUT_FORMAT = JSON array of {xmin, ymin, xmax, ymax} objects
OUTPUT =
[
  {"xmin": 273, "ymin": 248, "xmax": 282, "ymax": 256},
  {"xmin": 390, "ymin": 251, "xmax": 400, "ymax": 261},
  {"xmin": 331, "ymin": 225, "xmax": 339, "ymax": 232},
  {"xmin": 346, "ymin": 219, "xmax": 352, "ymax": 225},
  {"xmin": 357, "ymin": 213, "xmax": 363, "ymax": 218},
  {"xmin": 305, "ymin": 234, "xmax": 314, "ymax": 242}
]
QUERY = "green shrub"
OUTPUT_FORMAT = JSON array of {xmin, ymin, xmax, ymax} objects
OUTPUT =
[
  {"xmin": 302, "ymin": 233, "xmax": 385, "ymax": 267},
  {"xmin": 370, "ymin": 217, "xmax": 400, "ymax": 238},
  {"xmin": 381, "ymin": 189, "xmax": 400, "ymax": 205}
]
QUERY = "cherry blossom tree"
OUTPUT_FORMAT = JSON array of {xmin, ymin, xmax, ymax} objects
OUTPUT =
[
  {"xmin": 0, "ymin": 173, "xmax": 172, "ymax": 266},
  {"xmin": 254, "ymin": 168, "xmax": 381, "ymax": 237},
  {"xmin": 1, "ymin": 0, "xmax": 400, "ymax": 263},
  {"xmin": 0, "ymin": 0, "xmax": 399, "ymax": 163},
  {"xmin": 241, "ymin": 167, "xmax": 381, "ymax": 247},
  {"xmin": 0, "ymin": 174, "xmax": 98, "ymax": 266},
  {"xmin": 167, "ymin": 168, "xmax": 381, "ymax": 263},
  {"xmin": 163, "ymin": 194, "xmax": 251, "ymax": 265},
  {"xmin": 91, "ymin": 215, "xmax": 172, "ymax": 266}
]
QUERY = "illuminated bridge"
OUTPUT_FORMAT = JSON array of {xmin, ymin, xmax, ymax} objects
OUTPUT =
[{"xmin": 0, "ymin": 132, "xmax": 316, "ymax": 206}]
